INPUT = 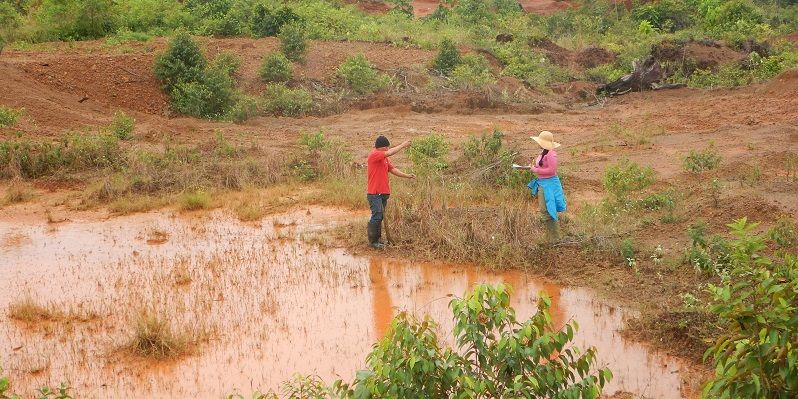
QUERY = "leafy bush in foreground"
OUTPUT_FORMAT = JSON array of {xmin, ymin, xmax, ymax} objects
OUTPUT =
[
  {"xmin": 407, "ymin": 134, "xmax": 449, "ymax": 175},
  {"xmin": 703, "ymin": 218, "xmax": 798, "ymax": 398},
  {"xmin": 228, "ymin": 284, "xmax": 611, "ymax": 399}
]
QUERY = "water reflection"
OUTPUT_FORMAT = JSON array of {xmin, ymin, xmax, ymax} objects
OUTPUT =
[{"xmin": 0, "ymin": 208, "xmax": 688, "ymax": 398}]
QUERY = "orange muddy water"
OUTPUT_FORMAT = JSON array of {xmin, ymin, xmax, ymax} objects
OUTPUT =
[{"xmin": 1, "ymin": 208, "xmax": 690, "ymax": 398}]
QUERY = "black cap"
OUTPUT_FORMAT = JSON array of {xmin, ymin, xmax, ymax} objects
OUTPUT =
[{"xmin": 375, "ymin": 135, "xmax": 390, "ymax": 148}]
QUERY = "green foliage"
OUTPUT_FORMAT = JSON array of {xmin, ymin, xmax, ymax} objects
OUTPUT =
[
  {"xmin": 768, "ymin": 217, "xmax": 797, "ymax": 249},
  {"xmin": 0, "ymin": 132, "xmax": 122, "ymax": 179},
  {"xmin": 261, "ymin": 83, "xmax": 312, "ymax": 117},
  {"xmin": 620, "ymin": 238, "xmax": 636, "ymax": 261},
  {"xmin": 631, "ymin": 0, "xmax": 695, "ymax": 32},
  {"xmin": 109, "ymin": 111, "xmax": 134, "ymax": 140},
  {"xmin": 251, "ymin": 5, "xmax": 301, "ymax": 38},
  {"xmin": 386, "ymin": 0, "xmax": 413, "ymax": 17},
  {"xmin": 703, "ymin": 218, "xmax": 798, "ymax": 398},
  {"xmin": 0, "ymin": 106, "xmax": 23, "ymax": 128},
  {"xmin": 450, "ymin": 54, "xmax": 495, "ymax": 90},
  {"xmin": 279, "ymin": 22, "xmax": 307, "ymax": 63},
  {"xmin": 292, "ymin": 130, "xmax": 352, "ymax": 181},
  {"xmin": 35, "ymin": 0, "xmax": 117, "ymax": 40},
  {"xmin": 433, "ymin": 39, "xmax": 461, "ymax": 76},
  {"xmin": 687, "ymin": 49, "xmax": 798, "ymax": 88},
  {"xmin": 407, "ymin": 134, "xmax": 449, "ymax": 174},
  {"xmin": 259, "ymin": 52, "xmax": 293, "ymax": 83},
  {"xmin": 0, "ymin": 370, "xmax": 73, "ymax": 399},
  {"xmin": 336, "ymin": 54, "xmax": 387, "ymax": 95},
  {"xmin": 685, "ymin": 219, "xmax": 731, "ymax": 275},
  {"xmin": 351, "ymin": 284, "xmax": 611, "ymax": 398},
  {"xmin": 463, "ymin": 130, "xmax": 530, "ymax": 187},
  {"xmin": 683, "ymin": 145, "xmax": 721, "ymax": 173},
  {"xmin": 0, "ymin": 3, "xmax": 20, "ymax": 30},
  {"xmin": 227, "ymin": 96, "xmax": 260, "ymax": 124},
  {"xmin": 211, "ymin": 52, "xmax": 241, "ymax": 77},
  {"xmin": 154, "ymin": 31, "xmax": 207, "ymax": 92},
  {"xmin": 117, "ymin": 0, "xmax": 188, "ymax": 34},
  {"xmin": 602, "ymin": 159, "xmax": 655, "ymax": 199},
  {"xmin": 179, "ymin": 190, "xmax": 211, "ymax": 210},
  {"xmin": 169, "ymin": 65, "xmax": 236, "ymax": 119}
]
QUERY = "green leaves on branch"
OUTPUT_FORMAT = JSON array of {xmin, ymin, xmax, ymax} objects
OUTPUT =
[
  {"xmin": 703, "ymin": 217, "xmax": 798, "ymax": 399},
  {"xmin": 350, "ymin": 283, "xmax": 611, "ymax": 398}
]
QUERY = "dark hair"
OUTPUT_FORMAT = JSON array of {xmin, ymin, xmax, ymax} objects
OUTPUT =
[
  {"xmin": 538, "ymin": 149, "xmax": 549, "ymax": 167},
  {"xmin": 375, "ymin": 135, "xmax": 390, "ymax": 148}
]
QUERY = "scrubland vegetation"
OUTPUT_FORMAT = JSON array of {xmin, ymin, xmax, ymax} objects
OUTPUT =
[
  {"xmin": 2, "ymin": 0, "xmax": 796, "ymax": 120},
  {"xmin": 1, "ymin": 0, "xmax": 797, "ymax": 397}
]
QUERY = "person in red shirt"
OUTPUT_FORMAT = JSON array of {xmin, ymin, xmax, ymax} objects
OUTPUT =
[{"xmin": 367, "ymin": 135, "xmax": 415, "ymax": 249}]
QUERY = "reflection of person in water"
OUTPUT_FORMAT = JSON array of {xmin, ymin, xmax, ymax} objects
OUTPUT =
[{"xmin": 368, "ymin": 257, "xmax": 393, "ymax": 338}]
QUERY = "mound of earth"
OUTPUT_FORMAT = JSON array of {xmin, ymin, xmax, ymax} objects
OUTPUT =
[
  {"xmin": 763, "ymin": 68, "xmax": 798, "ymax": 97},
  {"xmin": 652, "ymin": 39, "xmax": 745, "ymax": 73},
  {"xmin": 576, "ymin": 47, "xmax": 617, "ymax": 69}
]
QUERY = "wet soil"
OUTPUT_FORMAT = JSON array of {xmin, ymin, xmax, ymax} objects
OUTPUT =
[{"xmin": 1, "ymin": 207, "xmax": 701, "ymax": 398}]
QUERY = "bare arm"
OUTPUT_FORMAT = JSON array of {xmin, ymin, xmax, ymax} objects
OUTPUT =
[
  {"xmin": 389, "ymin": 167, "xmax": 416, "ymax": 179},
  {"xmin": 384, "ymin": 140, "xmax": 412, "ymax": 157}
]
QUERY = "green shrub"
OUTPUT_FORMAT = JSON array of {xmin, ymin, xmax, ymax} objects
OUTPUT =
[
  {"xmin": 0, "ymin": 3, "xmax": 20, "ymax": 30},
  {"xmin": 117, "ymin": 0, "xmax": 188, "ymax": 34},
  {"xmin": 154, "ymin": 31, "xmax": 207, "ymax": 92},
  {"xmin": 433, "ymin": 38, "xmax": 461, "ymax": 76},
  {"xmin": 620, "ymin": 237, "xmax": 637, "ymax": 261},
  {"xmin": 408, "ymin": 134, "xmax": 449, "ymax": 174},
  {"xmin": 261, "ymin": 83, "xmax": 312, "ymax": 117},
  {"xmin": 685, "ymin": 219, "xmax": 731, "ymax": 274},
  {"xmin": 703, "ymin": 218, "xmax": 798, "ymax": 398},
  {"xmin": 292, "ymin": 130, "xmax": 353, "ymax": 180},
  {"xmin": 251, "ymin": 5, "xmax": 301, "ymax": 38},
  {"xmin": 227, "ymin": 96, "xmax": 260, "ymax": 124},
  {"xmin": 0, "ymin": 106, "xmax": 23, "ymax": 128},
  {"xmin": 179, "ymin": 190, "xmax": 211, "ymax": 210},
  {"xmin": 259, "ymin": 52, "xmax": 293, "ymax": 83},
  {"xmin": 462, "ymin": 130, "xmax": 529, "ymax": 187},
  {"xmin": 351, "ymin": 284, "xmax": 612, "ymax": 397},
  {"xmin": 336, "ymin": 54, "xmax": 387, "ymax": 95},
  {"xmin": 768, "ymin": 217, "xmax": 797, "ymax": 249},
  {"xmin": 279, "ymin": 22, "xmax": 307, "ymax": 63},
  {"xmin": 211, "ymin": 52, "xmax": 241, "ymax": 76},
  {"xmin": 109, "ymin": 111, "xmax": 134, "ymax": 140},
  {"xmin": 35, "ymin": 0, "xmax": 118, "ymax": 40},
  {"xmin": 602, "ymin": 159, "xmax": 655, "ymax": 199},
  {"xmin": 683, "ymin": 146, "xmax": 721, "ymax": 172},
  {"xmin": 169, "ymin": 66, "xmax": 236, "ymax": 119},
  {"xmin": 450, "ymin": 54, "xmax": 495, "ymax": 89}
]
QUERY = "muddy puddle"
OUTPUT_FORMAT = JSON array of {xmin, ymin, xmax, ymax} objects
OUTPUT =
[{"xmin": 1, "ymin": 207, "xmax": 690, "ymax": 398}]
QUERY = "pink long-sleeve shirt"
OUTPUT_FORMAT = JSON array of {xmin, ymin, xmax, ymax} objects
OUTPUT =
[{"xmin": 532, "ymin": 150, "xmax": 558, "ymax": 178}]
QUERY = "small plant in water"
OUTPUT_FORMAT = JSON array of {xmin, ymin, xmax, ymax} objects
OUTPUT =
[{"xmin": 127, "ymin": 311, "xmax": 190, "ymax": 359}]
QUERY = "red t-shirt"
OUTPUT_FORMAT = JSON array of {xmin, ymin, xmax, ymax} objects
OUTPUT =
[{"xmin": 367, "ymin": 149, "xmax": 394, "ymax": 194}]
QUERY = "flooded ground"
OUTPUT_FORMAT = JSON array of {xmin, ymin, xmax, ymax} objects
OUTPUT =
[{"xmin": 1, "ymin": 207, "xmax": 691, "ymax": 398}]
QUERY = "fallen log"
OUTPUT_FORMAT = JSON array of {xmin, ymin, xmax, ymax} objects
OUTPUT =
[{"xmin": 597, "ymin": 56, "xmax": 683, "ymax": 96}]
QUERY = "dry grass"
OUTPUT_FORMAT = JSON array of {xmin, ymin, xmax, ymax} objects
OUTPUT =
[
  {"xmin": 179, "ymin": 190, "xmax": 213, "ymax": 211},
  {"xmin": 2, "ymin": 183, "xmax": 34, "ymax": 205},
  {"xmin": 8, "ymin": 297, "xmax": 57, "ymax": 323},
  {"xmin": 126, "ymin": 311, "xmax": 194, "ymax": 359},
  {"xmin": 109, "ymin": 195, "xmax": 169, "ymax": 214}
]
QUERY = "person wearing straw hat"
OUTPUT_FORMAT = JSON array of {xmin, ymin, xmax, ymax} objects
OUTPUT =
[{"xmin": 526, "ymin": 130, "xmax": 566, "ymax": 240}]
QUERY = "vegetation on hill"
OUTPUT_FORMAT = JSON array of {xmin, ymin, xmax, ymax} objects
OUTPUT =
[{"xmin": 1, "ymin": 0, "xmax": 796, "ymax": 94}]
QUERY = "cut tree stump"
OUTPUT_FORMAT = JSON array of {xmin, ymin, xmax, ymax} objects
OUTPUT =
[{"xmin": 597, "ymin": 56, "xmax": 684, "ymax": 96}]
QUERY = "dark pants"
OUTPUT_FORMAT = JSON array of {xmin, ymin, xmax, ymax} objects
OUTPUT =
[{"xmin": 367, "ymin": 194, "xmax": 389, "ymax": 223}]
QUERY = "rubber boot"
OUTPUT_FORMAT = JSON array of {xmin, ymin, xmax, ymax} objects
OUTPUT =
[{"xmin": 367, "ymin": 221, "xmax": 384, "ymax": 249}]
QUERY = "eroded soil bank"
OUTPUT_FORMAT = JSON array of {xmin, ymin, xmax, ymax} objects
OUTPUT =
[{"xmin": 1, "ymin": 207, "xmax": 702, "ymax": 398}]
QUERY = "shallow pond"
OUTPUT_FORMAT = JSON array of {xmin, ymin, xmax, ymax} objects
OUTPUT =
[{"xmin": 1, "ymin": 207, "xmax": 690, "ymax": 398}]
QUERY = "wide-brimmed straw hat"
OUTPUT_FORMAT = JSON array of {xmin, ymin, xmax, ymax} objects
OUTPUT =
[{"xmin": 530, "ymin": 131, "xmax": 561, "ymax": 150}]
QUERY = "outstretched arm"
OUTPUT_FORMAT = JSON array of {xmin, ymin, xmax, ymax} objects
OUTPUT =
[
  {"xmin": 389, "ymin": 167, "xmax": 416, "ymax": 179},
  {"xmin": 385, "ymin": 140, "xmax": 412, "ymax": 157}
]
